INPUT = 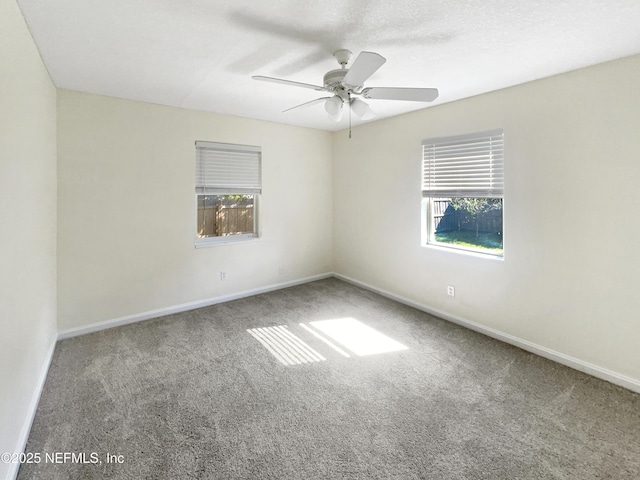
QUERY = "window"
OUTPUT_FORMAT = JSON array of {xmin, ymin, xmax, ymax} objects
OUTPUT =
[
  {"xmin": 195, "ymin": 141, "xmax": 261, "ymax": 246},
  {"xmin": 421, "ymin": 129, "xmax": 504, "ymax": 257}
]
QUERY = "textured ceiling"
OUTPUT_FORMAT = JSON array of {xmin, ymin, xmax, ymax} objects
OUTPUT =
[{"xmin": 17, "ymin": 0, "xmax": 640, "ymax": 131}]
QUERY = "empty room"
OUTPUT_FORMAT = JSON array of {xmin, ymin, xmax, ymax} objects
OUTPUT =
[{"xmin": 2, "ymin": 0, "xmax": 640, "ymax": 478}]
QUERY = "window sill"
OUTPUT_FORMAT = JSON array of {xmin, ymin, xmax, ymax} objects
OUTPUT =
[
  {"xmin": 423, "ymin": 242, "xmax": 504, "ymax": 261},
  {"xmin": 195, "ymin": 234, "xmax": 260, "ymax": 248}
]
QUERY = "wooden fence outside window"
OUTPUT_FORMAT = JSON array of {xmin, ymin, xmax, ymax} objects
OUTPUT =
[{"xmin": 198, "ymin": 205, "xmax": 254, "ymax": 237}]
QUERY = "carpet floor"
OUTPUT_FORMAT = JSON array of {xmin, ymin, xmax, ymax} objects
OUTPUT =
[{"xmin": 19, "ymin": 278, "xmax": 640, "ymax": 479}]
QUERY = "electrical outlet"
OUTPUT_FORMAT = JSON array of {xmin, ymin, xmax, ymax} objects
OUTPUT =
[
  {"xmin": 220, "ymin": 271, "xmax": 227, "ymax": 281},
  {"xmin": 278, "ymin": 267, "xmax": 285, "ymax": 276},
  {"xmin": 447, "ymin": 285, "xmax": 455, "ymax": 297}
]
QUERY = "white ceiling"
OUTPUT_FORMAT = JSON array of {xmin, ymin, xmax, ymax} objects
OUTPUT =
[{"xmin": 17, "ymin": 0, "xmax": 640, "ymax": 131}]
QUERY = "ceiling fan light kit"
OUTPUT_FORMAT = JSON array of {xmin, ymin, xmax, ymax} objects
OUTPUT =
[
  {"xmin": 252, "ymin": 48, "xmax": 439, "ymax": 136},
  {"xmin": 351, "ymin": 97, "xmax": 372, "ymax": 118},
  {"xmin": 328, "ymin": 107, "xmax": 343, "ymax": 122},
  {"xmin": 324, "ymin": 95, "xmax": 343, "ymax": 115}
]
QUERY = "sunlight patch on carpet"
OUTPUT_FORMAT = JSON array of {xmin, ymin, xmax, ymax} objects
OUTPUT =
[
  {"xmin": 248, "ymin": 325, "xmax": 326, "ymax": 365},
  {"xmin": 299, "ymin": 323, "xmax": 351, "ymax": 357},
  {"xmin": 308, "ymin": 318, "xmax": 408, "ymax": 356}
]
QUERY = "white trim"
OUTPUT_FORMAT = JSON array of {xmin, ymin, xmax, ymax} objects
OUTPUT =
[
  {"xmin": 55, "ymin": 271, "xmax": 640, "ymax": 393},
  {"xmin": 333, "ymin": 273, "xmax": 640, "ymax": 394},
  {"xmin": 6, "ymin": 337, "xmax": 56, "ymax": 480},
  {"xmin": 194, "ymin": 234, "xmax": 259, "ymax": 248},
  {"xmin": 423, "ymin": 241, "xmax": 505, "ymax": 261},
  {"xmin": 57, "ymin": 273, "xmax": 333, "ymax": 340},
  {"xmin": 17, "ymin": 271, "xmax": 635, "ymax": 480}
]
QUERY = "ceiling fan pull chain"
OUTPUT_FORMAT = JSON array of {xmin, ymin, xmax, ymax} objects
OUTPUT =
[{"xmin": 348, "ymin": 93, "xmax": 352, "ymax": 139}]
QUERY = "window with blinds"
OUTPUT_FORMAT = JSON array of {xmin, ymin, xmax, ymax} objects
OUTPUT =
[
  {"xmin": 421, "ymin": 129, "xmax": 504, "ymax": 257},
  {"xmin": 195, "ymin": 141, "xmax": 262, "ymax": 246}
]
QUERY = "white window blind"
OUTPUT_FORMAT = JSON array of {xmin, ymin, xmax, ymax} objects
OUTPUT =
[
  {"xmin": 195, "ymin": 141, "xmax": 262, "ymax": 194},
  {"xmin": 422, "ymin": 129, "xmax": 504, "ymax": 198}
]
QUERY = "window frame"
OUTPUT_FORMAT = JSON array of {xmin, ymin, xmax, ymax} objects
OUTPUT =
[
  {"xmin": 195, "ymin": 194, "xmax": 259, "ymax": 248},
  {"xmin": 194, "ymin": 141, "xmax": 262, "ymax": 247},
  {"xmin": 421, "ymin": 129, "xmax": 504, "ymax": 258}
]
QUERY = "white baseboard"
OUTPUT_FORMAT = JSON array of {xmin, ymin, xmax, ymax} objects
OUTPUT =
[
  {"xmin": 334, "ymin": 273, "xmax": 640, "ymax": 394},
  {"xmin": 9, "ymin": 270, "xmax": 638, "ymax": 480},
  {"xmin": 57, "ymin": 273, "xmax": 333, "ymax": 340},
  {"xmin": 56, "ymin": 270, "xmax": 640, "ymax": 393},
  {"xmin": 6, "ymin": 336, "xmax": 56, "ymax": 480}
]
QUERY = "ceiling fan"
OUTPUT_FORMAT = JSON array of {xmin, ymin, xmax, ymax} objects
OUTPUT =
[{"xmin": 252, "ymin": 49, "xmax": 439, "ymax": 125}]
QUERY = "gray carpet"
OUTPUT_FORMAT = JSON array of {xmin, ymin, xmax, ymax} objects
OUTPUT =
[{"xmin": 19, "ymin": 278, "xmax": 640, "ymax": 479}]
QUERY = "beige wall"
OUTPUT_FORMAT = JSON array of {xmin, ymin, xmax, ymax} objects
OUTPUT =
[
  {"xmin": 4, "ymin": 2, "xmax": 640, "ymax": 469},
  {"xmin": 57, "ymin": 90, "xmax": 333, "ymax": 331},
  {"xmin": 332, "ymin": 54, "xmax": 640, "ymax": 383},
  {"xmin": 0, "ymin": 0, "xmax": 57, "ymax": 477}
]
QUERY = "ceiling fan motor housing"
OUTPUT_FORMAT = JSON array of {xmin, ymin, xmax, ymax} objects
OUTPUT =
[
  {"xmin": 323, "ymin": 69, "xmax": 362, "ymax": 102},
  {"xmin": 323, "ymin": 69, "xmax": 348, "ymax": 92}
]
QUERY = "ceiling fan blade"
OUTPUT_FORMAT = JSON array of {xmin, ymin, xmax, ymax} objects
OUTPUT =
[
  {"xmin": 282, "ymin": 97, "xmax": 331, "ymax": 113},
  {"xmin": 361, "ymin": 87, "xmax": 439, "ymax": 102},
  {"xmin": 343, "ymin": 51, "xmax": 386, "ymax": 87},
  {"xmin": 252, "ymin": 75, "xmax": 326, "ymax": 91}
]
